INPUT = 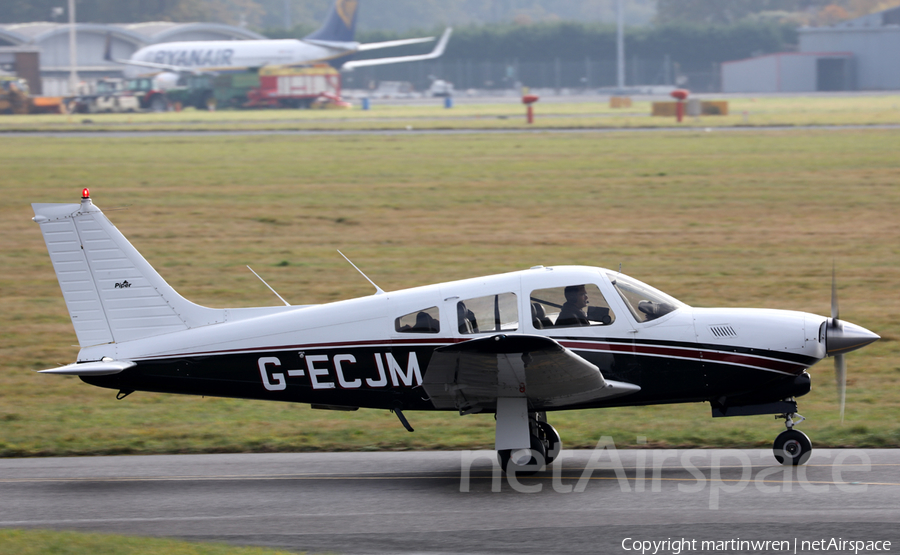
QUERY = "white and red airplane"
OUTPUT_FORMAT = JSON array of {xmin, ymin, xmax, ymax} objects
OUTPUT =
[{"xmin": 32, "ymin": 190, "xmax": 879, "ymax": 473}]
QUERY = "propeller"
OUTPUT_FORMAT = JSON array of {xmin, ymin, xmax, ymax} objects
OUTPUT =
[
  {"xmin": 825, "ymin": 266, "xmax": 880, "ymax": 422},
  {"xmin": 831, "ymin": 267, "xmax": 846, "ymax": 420}
]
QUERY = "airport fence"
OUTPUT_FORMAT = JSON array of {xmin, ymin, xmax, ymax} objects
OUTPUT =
[{"xmin": 342, "ymin": 58, "xmax": 722, "ymax": 94}]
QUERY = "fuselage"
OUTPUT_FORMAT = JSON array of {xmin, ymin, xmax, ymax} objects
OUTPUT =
[
  {"xmin": 124, "ymin": 39, "xmax": 354, "ymax": 78},
  {"xmin": 80, "ymin": 265, "xmax": 829, "ymax": 413}
]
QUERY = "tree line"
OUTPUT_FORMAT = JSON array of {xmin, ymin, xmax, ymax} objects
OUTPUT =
[{"xmin": 341, "ymin": 20, "xmax": 798, "ymax": 71}]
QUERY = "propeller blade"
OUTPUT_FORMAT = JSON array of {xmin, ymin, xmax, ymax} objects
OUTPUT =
[
  {"xmin": 835, "ymin": 353, "xmax": 846, "ymax": 422},
  {"xmin": 831, "ymin": 264, "xmax": 839, "ymax": 322}
]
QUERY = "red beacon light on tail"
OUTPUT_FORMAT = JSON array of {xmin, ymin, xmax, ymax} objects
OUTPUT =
[{"xmin": 82, "ymin": 188, "xmax": 90, "ymax": 199}]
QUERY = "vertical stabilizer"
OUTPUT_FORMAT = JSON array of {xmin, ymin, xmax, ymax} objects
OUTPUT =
[
  {"xmin": 304, "ymin": 0, "xmax": 358, "ymax": 43},
  {"xmin": 32, "ymin": 191, "xmax": 225, "ymax": 348}
]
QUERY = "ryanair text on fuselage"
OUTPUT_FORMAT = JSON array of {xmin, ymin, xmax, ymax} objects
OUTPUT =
[{"xmin": 150, "ymin": 49, "xmax": 235, "ymax": 68}]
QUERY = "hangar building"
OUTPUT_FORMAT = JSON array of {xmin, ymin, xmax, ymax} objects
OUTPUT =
[
  {"xmin": 0, "ymin": 22, "xmax": 264, "ymax": 95},
  {"xmin": 722, "ymin": 6, "xmax": 900, "ymax": 93}
]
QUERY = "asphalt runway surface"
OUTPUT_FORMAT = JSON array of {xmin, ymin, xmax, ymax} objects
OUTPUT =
[
  {"xmin": 5, "ymin": 124, "xmax": 900, "ymax": 140},
  {"xmin": 1, "ymin": 449, "xmax": 898, "ymax": 554}
]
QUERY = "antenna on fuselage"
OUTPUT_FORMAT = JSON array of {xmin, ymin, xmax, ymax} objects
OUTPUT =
[
  {"xmin": 612, "ymin": 263, "xmax": 622, "ymax": 285},
  {"xmin": 337, "ymin": 250, "xmax": 385, "ymax": 295},
  {"xmin": 247, "ymin": 266, "xmax": 291, "ymax": 306}
]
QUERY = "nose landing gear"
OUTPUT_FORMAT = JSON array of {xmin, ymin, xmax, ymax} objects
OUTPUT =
[{"xmin": 774, "ymin": 411, "xmax": 811, "ymax": 465}]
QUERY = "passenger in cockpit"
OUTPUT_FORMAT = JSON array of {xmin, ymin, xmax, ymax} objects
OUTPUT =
[{"xmin": 555, "ymin": 285, "xmax": 590, "ymax": 327}]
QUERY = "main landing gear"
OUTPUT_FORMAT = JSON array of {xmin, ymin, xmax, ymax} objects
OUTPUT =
[
  {"xmin": 774, "ymin": 411, "xmax": 812, "ymax": 465},
  {"xmin": 497, "ymin": 412, "xmax": 562, "ymax": 475}
]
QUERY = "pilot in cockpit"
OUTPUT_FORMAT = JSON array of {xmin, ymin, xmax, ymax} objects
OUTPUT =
[{"xmin": 555, "ymin": 284, "xmax": 590, "ymax": 327}]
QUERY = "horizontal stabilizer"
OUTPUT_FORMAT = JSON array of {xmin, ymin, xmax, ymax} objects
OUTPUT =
[
  {"xmin": 423, "ymin": 334, "xmax": 639, "ymax": 412},
  {"xmin": 39, "ymin": 359, "xmax": 135, "ymax": 376}
]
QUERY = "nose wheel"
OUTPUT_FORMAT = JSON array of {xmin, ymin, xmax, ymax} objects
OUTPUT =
[{"xmin": 774, "ymin": 412, "xmax": 812, "ymax": 465}]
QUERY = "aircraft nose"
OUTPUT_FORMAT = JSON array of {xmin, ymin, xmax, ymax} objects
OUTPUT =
[{"xmin": 826, "ymin": 319, "xmax": 880, "ymax": 356}]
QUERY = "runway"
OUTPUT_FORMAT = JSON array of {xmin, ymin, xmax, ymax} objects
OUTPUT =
[
  {"xmin": 1, "ymin": 449, "xmax": 898, "ymax": 554},
  {"xmin": 3, "ymin": 124, "xmax": 900, "ymax": 139}
]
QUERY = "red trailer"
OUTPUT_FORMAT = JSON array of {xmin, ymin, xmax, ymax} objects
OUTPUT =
[{"xmin": 247, "ymin": 65, "xmax": 343, "ymax": 108}]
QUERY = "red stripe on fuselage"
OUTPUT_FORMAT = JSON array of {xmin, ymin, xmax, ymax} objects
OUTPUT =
[
  {"xmin": 131, "ymin": 336, "xmax": 809, "ymax": 375},
  {"xmin": 560, "ymin": 340, "xmax": 808, "ymax": 375}
]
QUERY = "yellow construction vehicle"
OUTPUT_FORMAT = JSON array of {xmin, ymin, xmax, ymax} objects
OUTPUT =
[{"xmin": 1, "ymin": 75, "xmax": 67, "ymax": 114}]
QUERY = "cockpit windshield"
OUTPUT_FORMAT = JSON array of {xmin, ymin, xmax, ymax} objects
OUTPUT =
[{"xmin": 608, "ymin": 273, "xmax": 688, "ymax": 323}]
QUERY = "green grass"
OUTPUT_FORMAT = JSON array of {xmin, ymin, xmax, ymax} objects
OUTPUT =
[
  {"xmin": 2, "ymin": 94, "xmax": 900, "ymax": 131},
  {"xmin": 0, "ymin": 127, "xmax": 898, "ymax": 457},
  {"xmin": 0, "ymin": 529, "xmax": 298, "ymax": 555}
]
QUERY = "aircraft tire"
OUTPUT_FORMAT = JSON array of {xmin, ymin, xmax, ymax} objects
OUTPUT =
[
  {"xmin": 537, "ymin": 421, "xmax": 562, "ymax": 464},
  {"xmin": 498, "ymin": 434, "xmax": 546, "ymax": 476},
  {"xmin": 773, "ymin": 429, "xmax": 812, "ymax": 466}
]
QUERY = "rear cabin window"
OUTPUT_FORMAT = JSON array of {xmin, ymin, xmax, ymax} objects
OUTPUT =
[
  {"xmin": 457, "ymin": 293, "xmax": 518, "ymax": 334},
  {"xmin": 395, "ymin": 306, "xmax": 440, "ymax": 333},
  {"xmin": 529, "ymin": 284, "xmax": 615, "ymax": 329}
]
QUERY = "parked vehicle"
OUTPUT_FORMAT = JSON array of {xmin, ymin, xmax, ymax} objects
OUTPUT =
[
  {"xmin": 124, "ymin": 76, "xmax": 171, "ymax": 112},
  {"xmin": 161, "ymin": 65, "xmax": 343, "ymax": 110},
  {"xmin": 0, "ymin": 75, "xmax": 66, "ymax": 114},
  {"xmin": 69, "ymin": 78, "xmax": 140, "ymax": 113}
]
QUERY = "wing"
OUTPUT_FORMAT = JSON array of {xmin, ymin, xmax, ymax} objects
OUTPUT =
[
  {"xmin": 342, "ymin": 28, "xmax": 452, "ymax": 70},
  {"xmin": 422, "ymin": 334, "xmax": 639, "ymax": 413}
]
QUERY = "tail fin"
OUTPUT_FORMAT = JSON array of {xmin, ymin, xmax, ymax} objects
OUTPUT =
[
  {"xmin": 32, "ymin": 190, "xmax": 225, "ymax": 348},
  {"xmin": 304, "ymin": 0, "xmax": 358, "ymax": 43}
]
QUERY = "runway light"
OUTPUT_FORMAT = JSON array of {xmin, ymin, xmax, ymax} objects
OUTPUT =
[{"xmin": 82, "ymin": 188, "xmax": 90, "ymax": 199}]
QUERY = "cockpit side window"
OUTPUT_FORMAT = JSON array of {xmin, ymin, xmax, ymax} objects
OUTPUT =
[
  {"xmin": 395, "ymin": 306, "xmax": 440, "ymax": 333},
  {"xmin": 457, "ymin": 293, "xmax": 518, "ymax": 334},
  {"xmin": 530, "ymin": 284, "xmax": 615, "ymax": 329},
  {"xmin": 608, "ymin": 273, "xmax": 687, "ymax": 323}
]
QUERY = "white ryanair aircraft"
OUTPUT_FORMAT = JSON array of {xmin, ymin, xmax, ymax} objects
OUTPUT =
[
  {"xmin": 113, "ymin": 0, "xmax": 452, "ymax": 77},
  {"xmin": 32, "ymin": 190, "xmax": 879, "ymax": 473}
]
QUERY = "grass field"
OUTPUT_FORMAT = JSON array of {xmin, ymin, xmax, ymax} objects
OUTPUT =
[
  {"xmin": 0, "ymin": 123, "xmax": 898, "ymax": 458},
  {"xmin": 0, "ymin": 529, "xmax": 295, "ymax": 555},
  {"xmin": 1, "ymin": 94, "xmax": 900, "ymax": 131}
]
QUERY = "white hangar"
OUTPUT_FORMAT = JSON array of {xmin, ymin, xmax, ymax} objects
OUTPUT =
[
  {"xmin": 0, "ymin": 22, "xmax": 264, "ymax": 95},
  {"xmin": 722, "ymin": 6, "xmax": 900, "ymax": 93}
]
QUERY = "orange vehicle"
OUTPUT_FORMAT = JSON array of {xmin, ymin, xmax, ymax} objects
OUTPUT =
[{"xmin": 1, "ymin": 75, "xmax": 66, "ymax": 114}]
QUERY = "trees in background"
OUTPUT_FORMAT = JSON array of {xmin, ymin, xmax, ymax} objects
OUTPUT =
[{"xmin": 656, "ymin": 0, "xmax": 900, "ymax": 25}]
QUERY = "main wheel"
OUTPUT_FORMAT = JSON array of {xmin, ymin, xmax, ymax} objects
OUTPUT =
[
  {"xmin": 498, "ymin": 434, "xmax": 546, "ymax": 475},
  {"xmin": 773, "ymin": 429, "xmax": 812, "ymax": 465},
  {"xmin": 537, "ymin": 421, "xmax": 562, "ymax": 465}
]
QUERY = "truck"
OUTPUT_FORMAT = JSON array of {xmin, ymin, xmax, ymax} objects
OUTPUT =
[
  {"xmin": 123, "ymin": 76, "xmax": 171, "ymax": 112},
  {"xmin": 146, "ymin": 65, "xmax": 343, "ymax": 111},
  {"xmin": 1, "ymin": 75, "xmax": 67, "ymax": 114},
  {"xmin": 69, "ymin": 78, "xmax": 140, "ymax": 113},
  {"xmin": 247, "ymin": 65, "xmax": 342, "ymax": 108},
  {"xmin": 0, "ymin": 75, "xmax": 29, "ymax": 114}
]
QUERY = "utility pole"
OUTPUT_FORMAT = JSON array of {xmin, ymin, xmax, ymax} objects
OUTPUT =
[
  {"xmin": 283, "ymin": 0, "xmax": 292, "ymax": 31},
  {"xmin": 68, "ymin": 0, "xmax": 77, "ymax": 95},
  {"xmin": 616, "ymin": 0, "xmax": 625, "ymax": 90}
]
